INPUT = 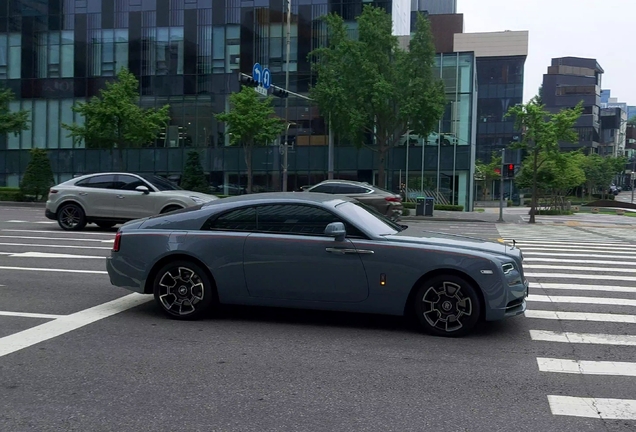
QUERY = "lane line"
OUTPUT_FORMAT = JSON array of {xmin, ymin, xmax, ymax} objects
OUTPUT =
[
  {"xmin": 0, "ymin": 235, "xmax": 108, "ymax": 243},
  {"xmin": 0, "ymin": 242, "xmax": 111, "ymax": 250},
  {"xmin": 525, "ymin": 265, "xmax": 636, "ymax": 273},
  {"xmin": 523, "ymin": 252, "xmax": 636, "ymax": 259},
  {"xmin": 525, "ymin": 310, "xmax": 636, "ymax": 323},
  {"xmin": 537, "ymin": 283, "xmax": 636, "ymax": 294},
  {"xmin": 511, "ymin": 241, "xmax": 628, "ymax": 247},
  {"xmin": 524, "ymin": 258, "xmax": 635, "ymax": 266},
  {"xmin": 0, "ymin": 311, "xmax": 66, "ymax": 319},
  {"xmin": 2, "ymin": 252, "xmax": 105, "ymax": 259},
  {"xmin": 548, "ymin": 395, "xmax": 636, "ymax": 420},
  {"xmin": 525, "ymin": 273, "xmax": 636, "ymax": 282},
  {"xmin": 519, "ymin": 246, "xmax": 636, "ymax": 253},
  {"xmin": 528, "ymin": 295, "xmax": 636, "ymax": 307},
  {"xmin": 0, "ymin": 294, "xmax": 151, "ymax": 358},
  {"xmin": 530, "ymin": 330, "xmax": 636, "ymax": 346},
  {"xmin": 1, "ymin": 229, "xmax": 114, "ymax": 237},
  {"xmin": 0, "ymin": 266, "xmax": 107, "ymax": 274},
  {"xmin": 4, "ymin": 220, "xmax": 56, "ymax": 224},
  {"xmin": 537, "ymin": 358, "xmax": 636, "ymax": 377}
]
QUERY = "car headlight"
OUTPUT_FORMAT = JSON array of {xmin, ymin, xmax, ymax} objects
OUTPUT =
[
  {"xmin": 502, "ymin": 262, "xmax": 515, "ymax": 275},
  {"xmin": 190, "ymin": 196, "xmax": 205, "ymax": 204}
]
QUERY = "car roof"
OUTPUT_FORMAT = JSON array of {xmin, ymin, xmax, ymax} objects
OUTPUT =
[
  {"xmin": 203, "ymin": 192, "xmax": 354, "ymax": 208},
  {"xmin": 316, "ymin": 180, "xmax": 372, "ymax": 187}
]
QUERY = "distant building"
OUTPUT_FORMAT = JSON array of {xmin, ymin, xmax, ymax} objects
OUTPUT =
[
  {"xmin": 412, "ymin": 0, "xmax": 457, "ymax": 15},
  {"xmin": 600, "ymin": 108, "xmax": 627, "ymax": 157}
]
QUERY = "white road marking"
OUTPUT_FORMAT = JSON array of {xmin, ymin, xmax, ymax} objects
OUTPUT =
[
  {"xmin": 0, "ymin": 311, "xmax": 65, "ymax": 319},
  {"xmin": 0, "ymin": 235, "xmax": 109, "ymax": 243},
  {"xmin": 0, "ymin": 294, "xmax": 151, "ymax": 358},
  {"xmin": 524, "ymin": 252, "xmax": 636, "ymax": 259},
  {"xmin": 528, "ymin": 295, "xmax": 636, "ymax": 307},
  {"xmin": 5, "ymin": 220, "xmax": 55, "ymax": 224},
  {"xmin": 530, "ymin": 330, "xmax": 636, "ymax": 346},
  {"xmin": 548, "ymin": 395, "xmax": 636, "ymax": 420},
  {"xmin": 0, "ymin": 252, "xmax": 105, "ymax": 259},
  {"xmin": 525, "ymin": 264, "xmax": 636, "ymax": 273},
  {"xmin": 525, "ymin": 310, "xmax": 636, "ymax": 323},
  {"xmin": 0, "ymin": 266, "xmax": 107, "ymax": 274},
  {"xmin": 520, "ymin": 246, "xmax": 636, "ymax": 253},
  {"xmin": 525, "ymin": 273, "xmax": 636, "ymax": 282},
  {"xmin": 537, "ymin": 283, "xmax": 636, "ymax": 294},
  {"xmin": 524, "ymin": 257, "xmax": 634, "ymax": 266},
  {"xmin": 0, "ymin": 242, "xmax": 111, "ymax": 250},
  {"xmin": 512, "ymin": 240, "xmax": 627, "ymax": 247},
  {"xmin": 1, "ymin": 229, "xmax": 114, "ymax": 236},
  {"xmin": 537, "ymin": 358, "xmax": 636, "ymax": 377}
]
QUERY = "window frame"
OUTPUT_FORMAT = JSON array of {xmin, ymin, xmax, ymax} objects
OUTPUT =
[
  {"xmin": 114, "ymin": 174, "xmax": 154, "ymax": 191},
  {"xmin": 75, "ymin": 174, "xmax": 117, "ymax": 189}
]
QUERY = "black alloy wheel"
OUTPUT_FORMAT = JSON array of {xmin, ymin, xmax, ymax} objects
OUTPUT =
[
  {"xmin": 153, "ymin": 260, "xmax": 215, "ymax": 320},
  {"xmin": 57, "ymin": 203, "xmax": 87, "ymax": 231}
]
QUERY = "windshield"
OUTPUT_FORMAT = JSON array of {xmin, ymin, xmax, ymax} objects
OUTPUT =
[
  {"xmin": 336, "ymin": 201, "xmax": 403, "ymax": 236},
  {"xmin": 141, "ymin": 175, "xmax": 183, "ymax": 191}
]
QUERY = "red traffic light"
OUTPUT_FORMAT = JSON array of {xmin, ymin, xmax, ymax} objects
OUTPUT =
[{"xmin": 508, "ymin": 164, "xmax": 514, "ymax": 170}]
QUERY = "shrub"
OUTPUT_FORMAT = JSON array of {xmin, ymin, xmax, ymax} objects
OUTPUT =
[
  {"xmin": 534, "ymin": 209, "xmax": 573, "ymax": 215},
  {"xmin": 0, "ymin": 187, "xmax": 23, "ymax": 202},
  {"xmin": 20, "ymin": 148, "xmax": 54, "ymax": 201},
  {"xmin": 180, "ymin": 150, "xmax": 209, "ymax": 193},
  {"xmin": 434, "ymin": 204, "xmax": 464, "ymax": 211}
]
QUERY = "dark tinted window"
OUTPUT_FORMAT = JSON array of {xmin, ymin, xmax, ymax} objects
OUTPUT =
[
  {"xmin": 141, "ymin": 174, "xmax": 183, "ymax": 191},
  {"xmin": 115, "ymin": 175, "xmax": 150, "ymax": 191},
  {"xmin": 256, "ymin": 204, "xmax": 340, "ymax": 235},
  {"xmin": 331, "ymin": 184, "xmax": 370, "ymax": 194},
  {"xmin": 78, "ymin": 174, "xmax": 117, "ymax": 189},
  {"xmin": 208, "ymin": 207, "xmax": 257, "ymax": 231},
  {"xmin": 309, "ymin": 184, "xmax": 333, "ymax": 193}
]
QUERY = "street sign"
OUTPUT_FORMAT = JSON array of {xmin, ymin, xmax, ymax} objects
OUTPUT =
[
  {"xmin": 255, "ymin": 86, "xmax": 268, "ymax": 96},
  {"xmin": 262, "ymin": 68, "xmax": 271, "ymax": 89},
  {"xmin": 252, "ymin": 63, "xmax": 262, "ymax": 85}
]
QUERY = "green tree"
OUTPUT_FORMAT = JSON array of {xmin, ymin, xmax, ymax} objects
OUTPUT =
[
  {"xmin": 309, "ymin": 6, "xmax": 446, "ymax": 187},
  {"xmin": 181, "ymin": 150, "xmax": 209, "ymax": 193},
  {"xmin": 215, "ymin": 86, "xmax": 285, "ymax": 193},
  {"xmin": 20, "ymin": 148, "xmax": 54, "ymax": 201},
  {"xmin": 505, "ymin": 98, "xmax": 583, "ymax": 223},
  {"xmin": 580, "ymin": 154, "xmax": 626, "ymax": 199},
  {"xmin": 62, "ymin": 68, "xmax": 170, "ymax": 169},
  {"xmin": 474, "ymin": 151, "xmax": 502, "ymax": 200},
  {"xmin": 0, "ymin": 88, "xmax": 30, "ymax": 136},
  {"xmin": 628, "ymin": 115, "xmax": 636, "ymax": 127}
]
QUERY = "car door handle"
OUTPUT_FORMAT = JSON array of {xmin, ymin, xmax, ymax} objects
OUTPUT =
[
  {"xmin": 79, "ymin": 192, "xmax": 88, "ymax": 196},
  {"xmin": 326, "ymin": 248, "xmax": 374, "ymax": 255},
  {"xmin": 116, "ymin": 195, "xmax": 125, "ymax": 199}
]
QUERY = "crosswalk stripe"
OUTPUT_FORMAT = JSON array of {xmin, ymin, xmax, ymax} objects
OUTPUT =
[
  {"xmin": 530, "ymin": 330, "xmax": 636, "ymax": 346},
  {"xmin": 528, "ymin": 295, "xmax": 636, "ymax": 307},
  {"xmin": 0, "ymin": 242, "xmax": 111, "ymax": 250},
  {"xmin": 547, "ymin": 395, "xmax": 636, "ymax": 420},
  {"xmin": 509, "ymin": 240, "xmax": 628, "ymax": 247},
  {"xmin": 537, "ymin": 283, "xmax": 636, "ymax": 294},
  {"xmin": 519, "ymin": 246, "xmax": 636, "ymax": 253},
  {"xmin": 525, "ymin": 264, "xmax": 636, "ymax": 273},
  {"xmin": 524, "ymin": 257, "xmax": 634, "ymax": 265},
  {"xmin": 523, "ymin": 252, "xmax": 636, "ymax": 259},
  {"xmin": 537, "ymin": 358, "xmax": 636, "ymax": 376},
  {"xmin": 525, "ymin": 310, "xmax": 636, "ymax": 323},
  {"xmin": 525, "ymin": 273, "xmax": 636, "ymax": 282}
]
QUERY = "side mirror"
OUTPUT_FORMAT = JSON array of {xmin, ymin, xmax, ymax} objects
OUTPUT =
[
  {"xmin": 324, "ymin": 222, "xmax": 346, "ymax": 241},
  {"xmin": 135, "ymin": 185, "xmax": 150, "ymax": 194}
]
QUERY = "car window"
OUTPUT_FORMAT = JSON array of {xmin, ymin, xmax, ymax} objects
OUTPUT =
[
  {"xmin": 115, "ymin": 175, "xmax": 151, "ymax": 191},
  {"xmin": 336, "ymin": 201, "xmax": 401, "ymax": 236},
  {"xmin": 207, "ymin": 207, "xmax": 257, "ymax": 232},
  {"xmin": 309, "ymin": 184, "xmax": 333, "ymax": 193},
  {"xmin": 141, "ymin": 174, "xmax": 183, "ymax": 191},
  {"xmin": 329, "ymin": 184, "xmax": 368, "ymax": 194},
  {"xmin": 78, "ymin": 174, "xmax": 117, "ymax": 189}
]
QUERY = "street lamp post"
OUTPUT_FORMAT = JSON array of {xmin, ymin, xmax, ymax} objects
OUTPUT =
[
  {"xmin": 632, "ymin": 157, "xmax": 635, "ymax": 203},
  {"xmin": 281, "ymin": 0, "xmax": 292, "ymax": 192},
  {"xmin": 498, "ymin": 148, "xmax": 505, "ymax": 223}
]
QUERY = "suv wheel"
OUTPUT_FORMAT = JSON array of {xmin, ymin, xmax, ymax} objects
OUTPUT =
[{"xmin": 57, "ymin": 203, "xmax": 87, "ymax": 231}]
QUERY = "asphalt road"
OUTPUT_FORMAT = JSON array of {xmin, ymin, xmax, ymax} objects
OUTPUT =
[{"xmin": 0, "ymin": 206, "xmax": 635, "ymax": 431}]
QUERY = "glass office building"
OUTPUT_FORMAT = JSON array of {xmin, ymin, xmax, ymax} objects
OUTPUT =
[{"xmin": 0, "ymin": 0, "xmax": 476, "ymax": 209}]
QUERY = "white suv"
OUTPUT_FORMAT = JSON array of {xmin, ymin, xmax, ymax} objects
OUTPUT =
[{"xmin": 45, "ymin": 172, "xmax": 218, "ymax": 231}]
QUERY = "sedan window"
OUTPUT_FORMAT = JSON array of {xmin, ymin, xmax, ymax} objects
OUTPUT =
[
  {"xmin": 78, "ymin": 174, "xmax": 117, "ymax": 189},
  {"xmin": 115, "ymin": 175, "xmax": 151, "ymax": 191},
  {"xmin": 256, "ymin": 204, "xmax": 365, "ymax": 237},
  {"xmin": 207, "ymin": 207, "xmax": 257, "ymax": 231},
  {"xmin": 336, "ymin": 201, "xmax": 401, "ymax": 236},
  {"xmin": 309, "ymin": 184, "xmax": 333, "ymax": 193}
]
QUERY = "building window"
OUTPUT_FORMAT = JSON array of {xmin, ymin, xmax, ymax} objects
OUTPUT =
[
  {"xmin": 37, "ymin": 31, "xmax": 74, "ymax": 78},
  {"xmin": 0, "ymin": 33, "xmax": 21, "ymax": 79},
  {"xmin": 90, "ymin": 29, "xmax": 129, "ymax": 76},
  {"xmin": 144, "ymin": 27, "xmax": 184, "ymax": 75},
  {"xmin": 269, "ymin": 23, "xmax": 297, "ymax": 73},
  {"xmin": 210, "ymin": 25, "xmax": 241, "ymax": 74}
]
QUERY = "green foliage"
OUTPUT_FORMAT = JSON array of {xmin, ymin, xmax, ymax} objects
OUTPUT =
[
  {"xmin": 628, "ymin": 115, "xmax": 636, "ymax": 127},
  {"xmin": 580, "ymin": 154, "xmax": 626, "ymax": 199},
  {"xmin": 0, "ymin": 187, "xmax": 23, "ymax": 202},
  {"xmin": 180, "ymin": 151, "xmax": 209, "ymax": 194},
  {"xmin": 516, "ymin": 151, "xmax": 586, "ymax": 195},
  {"xmin": 0, "ymin": 88, "xmax": 29, "ymax": 136},
  {"xmin": 434, "ymin": 204, "xmax": 464, "ymax": 211},
  {"xmin": 20, "ymin": 148, "xmax": 54, "ymax": 201},
  {"xmin": 62, "ymin": 68, "xmax": 170, "ymax": 164},
  {"xmin": 474, "ymin": 151, "xmax": 502, "ymax": 200},
  {"xmin": 505, "ymin": 98, "xmax": 583, "ymax": 222},
  {"xmin": 215, "ymin": 86, "xmax": 285, "ymax": 193},
  {"xmin": 309, "ymin": 6, "xmax": 446, "ymax": 187}
]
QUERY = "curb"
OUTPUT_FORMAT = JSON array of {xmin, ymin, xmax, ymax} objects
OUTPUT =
[
  {"xmin": 401, "ymin": 217, "xmax": 493, "ymax": 223},
  {"xmin": 0, "ymin": 201, "xmax": 46, "ymax": 208}
]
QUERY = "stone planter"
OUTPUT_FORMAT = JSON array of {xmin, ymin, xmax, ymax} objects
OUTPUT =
[
  {"xmin": 616, "ymin": 209, "xmax": 625, "ymax": 216},
  {"xmin": 572, "ymin": 206, "xmax": 580, "ymax": 212},
  {"xmin": 591, "ymin": 207, "xmax": 599, "ymax": 214}
]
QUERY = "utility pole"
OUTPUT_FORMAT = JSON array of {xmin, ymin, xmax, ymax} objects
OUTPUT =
[
  {"xmin": 632, "ymin": 157, "xmax": 635, "ymax": 203},
  {"xmin": 281, "ymin": 0, "xmax": 292, "ymax": 192},
  {"xmin": 498, "ymin": 148, "xmax": 505, "ymax": 223}
]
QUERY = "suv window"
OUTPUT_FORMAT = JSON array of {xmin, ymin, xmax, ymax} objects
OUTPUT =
[
  {"xmin": 76, "ymin": 174, "xmax": 117, "ymax": 189},
  {"xmin": 330, "ymin": 184, "xmax": 370, "ymax": 194},
  {"xmin": 207, "ymin": 207, "xmax": 257, "ymax": 231},
  {"xmin": 309, "ymin": 184, "xmax": 333, "ymax": 193},
  {"xmin": 115, "ymin": 175, "xmax": 150, "ymax": 191}
]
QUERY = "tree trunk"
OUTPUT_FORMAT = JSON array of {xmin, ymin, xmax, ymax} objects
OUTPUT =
[
  {"xmin": 529, "ymin": 149, "xmax": 539, "ymax": 224},
  {"xmin": 377, "ymin": 143, "xmax": 387, "ymax": 188},
  {"xmin": 244, "ymin": 144, "xmax": 253, "ymax": 194}
]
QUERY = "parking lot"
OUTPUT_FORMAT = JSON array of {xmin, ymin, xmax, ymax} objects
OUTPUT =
[{"xmin": 1, "ymin": 205, "xmax": 635, "ymax": 431}]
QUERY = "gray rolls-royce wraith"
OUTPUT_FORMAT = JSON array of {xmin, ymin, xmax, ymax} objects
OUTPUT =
[{"xmin": 106, "ymin": 192, "xmax": 528, "ymax": 337}]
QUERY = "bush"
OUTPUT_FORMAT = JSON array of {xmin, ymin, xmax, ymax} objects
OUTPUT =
[
  {"xmin": 20, "ymin": 148, "xmax": 54, "ymax": 201},
  {"xmin": 0, "ymin": 187, "xmax": 23, "ymax": 202},
  {"xmin": 534, "ymin": 209, "xmax": 574, "ymax": 215},
  {"xmin": 402, "ymin": 208, "xmax": 410, "ymax": 216},
  {"xmin": 403, "ymin": 202, "xmax": 416, "ymax": 209},
  {"xmin": 434, "ymin": 204, "xmax": 464, "ymax": 211},
  {"xmin": 180, "ymin": 150, "xmax": 209, "ymax": 193}
]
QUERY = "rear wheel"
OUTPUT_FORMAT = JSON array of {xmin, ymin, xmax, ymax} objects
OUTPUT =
[
  {"xmin": 152, "ymin": 260, "xmax": 215, "ymax": 320},
  {"xmin": 413, "ymin": 274, "xmax": 481, "ymax": 337},
  {"xmin": 57, "ymin": 203, "xmax": 87, "ymax": 231}
]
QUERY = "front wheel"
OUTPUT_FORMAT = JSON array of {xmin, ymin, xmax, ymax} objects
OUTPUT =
[
  {"xmin": 57, "ymin": 203, "xmax": 87, "ymax": 231},
  {"xmin": 413, "ymin": 274, "xmax": 481, "ymax": 337},
  {"xmin": 152, "ymin": 260, "xmax": 215, "ymax": 320}
]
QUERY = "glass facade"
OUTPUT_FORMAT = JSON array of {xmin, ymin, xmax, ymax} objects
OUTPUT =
[{"xmin": 0, "ymin": 0, "xmax": 476, "ymax": 210}]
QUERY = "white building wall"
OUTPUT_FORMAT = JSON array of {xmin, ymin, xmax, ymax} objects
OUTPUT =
[{"xmin": 392, "ymin": 0, "xmax": 411, "ymax": 36}]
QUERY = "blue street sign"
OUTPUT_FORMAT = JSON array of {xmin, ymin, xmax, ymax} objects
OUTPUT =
[
  {"xmin": 262, "ymin": 68, "xmax": 271, "ymax": 89},
  {"xmin": 252, "ymin": 63, "xmax": 262, "ymax": 84}
]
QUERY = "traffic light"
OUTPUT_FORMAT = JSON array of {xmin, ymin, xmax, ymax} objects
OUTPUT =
[
  {"xmin": 272, "ymin": 87, "xmax": 289, "ymax": 98},
  {"xmin": 239, "ymin": 75, "xmax": 258, "ymax": 87},
  {"xmin": 494, "ymin": 168, "xmax": 501, "ymax": 175},
  {"xmin": 505, "ymin": 164, "xmax": 515, "ymax": 178}
]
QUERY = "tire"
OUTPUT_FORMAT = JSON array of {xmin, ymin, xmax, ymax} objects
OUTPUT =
[
  {"xmin": 152, "ymin": 260, "xmax": 216, "ymax": 320},
  {"xmin": 161, "ymin": 205, "xmax": 183, "ymax": 214},
  {"xmin": 413, "ymin": 274, "xmax": 481, "ymax": 337},
  {"xmin": 57, "ymin": 203, "xmax": 87, "ymax": 231},
  {"xmin": 96, "ymin": 222, "xmax": 116, "ymax": 229}
]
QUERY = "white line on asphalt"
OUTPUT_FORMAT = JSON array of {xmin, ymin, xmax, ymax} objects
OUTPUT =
[
  {"xmin": 537, "ymin": 358, "xmax": 636, "ymax": 377},
  {"xmin": 511, "ymin": 240, "xmax": 628, "ymax": 247},
  {"xmin": 524, "ymin": 258, "xmax": 635, "ymax": 266},
  {"xmin": 529, "ymin": 295, "xmax": 636, "ymax": 307},
  {"xmin": 523, "ymin": 252, "xmax": 636, "ymax": 259},
  {"xmin": 4, "ymin": 220, "xmax": 56, "ymax": 224},
  {"xmin": 0, "ymin": 235, "xmax": 110, "ymax": 243},
  {"xmin": 0, "ymin": 311, "xmax": 66, "ymax": 319},
  {"xmin": 0, "ymin": 293, "xmax": 151, "ymax": 358},
  {"xmin": 537, "ymin": 283, "xmax": 636, "ymax": 294},
  {"xmin": 525, "ymin": 310, "xmax": 636, "ymax": 323},
  {"xmin": 0, "ymin": 266, "xmax": 107, "ymax": 274},
  {"xmin": 1, "ymin": 229, "xmax": 114, "ymax": 236},
  {"xmin": 530, "ymin": 330, "xmax": 636, "ymax": 346},
  {"xmin": 525, "ymin": 273, "xmax": 636, "ymax": 282},
  {"xmin": 547, "ymin": 395, "xmax": 636, "ymax": 420},
  {"xmin": 525, "ymin": 264, "xmax": 636, "ymax": 273},
  {"xmin": 1, "ymin": 252, "xmax": 105, "ymax": 259},
  {"xmin": 0, "ymin": 242, "xmax": 111, "ymax": 250}
]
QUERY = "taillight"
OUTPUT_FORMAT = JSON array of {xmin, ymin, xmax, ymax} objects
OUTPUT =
[
  {"xmin": 113, "ymin": 232, "xmax": 122, "ymax": 252},
  {"xmin": 385, "ymin": 196, "xmax": 402, "ymax": 202},
  {"xmin": 49, "ymin": 188, "xmax": 58, "ymax": 194}
]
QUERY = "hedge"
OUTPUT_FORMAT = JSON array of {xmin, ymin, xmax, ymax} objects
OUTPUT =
[
  {"xmin": 0, "ymin": 187, "xmax": 23, "ymax": 202},
  {"xmin": 434, "ymin": 204, "xmax": 464, "ymax": 212}
]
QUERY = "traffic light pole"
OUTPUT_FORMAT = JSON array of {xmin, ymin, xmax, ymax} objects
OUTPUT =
[
  {"xmin": 498, "ymin": 148, "xmax": 505, "ymax": 223},
  {"xmin": 632, "ymin": 157, "xmax": 635, "ymax": 203},
  {"xmin": 282, "ymin": 0, "xmax": 292, "ymax": 192}
]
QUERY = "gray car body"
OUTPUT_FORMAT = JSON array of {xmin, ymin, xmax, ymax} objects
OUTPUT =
[{"xmin": 106, "ymin": 193, "xmax": 528, "ymax": 321}]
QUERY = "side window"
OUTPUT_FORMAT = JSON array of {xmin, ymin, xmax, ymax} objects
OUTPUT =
[
  {"xmin": 80, "ymin": 174, "xmax": 117, "ymax": 189},
  {"xmin": 115, "ymin": 175, "xmax": 150, "ymax": 191},
  {"xmin": 256, "ymin": 204, "xmax": 339, "ymax": 235},
  {"xmin": 207, "ymin": 207, "xmax": 257, "ymax": 232},
  {"xmin": 345, "ymin": 185, "xmax": 370, "ymax": 194},
  {"xmin": 309, "ymin": 184, "xmax": 333, "ymax": 193}
]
